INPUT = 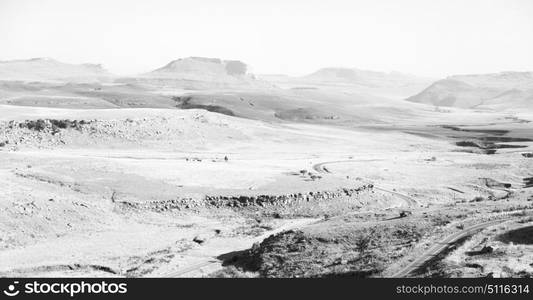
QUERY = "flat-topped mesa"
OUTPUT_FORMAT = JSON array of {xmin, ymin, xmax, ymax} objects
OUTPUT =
[
  {"xmin": 147, "ymin": 56, "xmax": 248, "ymax": 78},
  {"xmin": 130, "ymin": 56, "xmax": 269, "ymax": 89},
  {"xmin": 0, "ymin": 57, "xmax": 113, "ymax": 83}
]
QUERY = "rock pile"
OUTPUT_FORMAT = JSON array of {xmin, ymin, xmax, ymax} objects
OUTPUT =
[
  {"xmin": 205, "ymin": 184, "xmax": 374, "ymax": 208},
  {"xmin": 117, "ymin": 197, "xmax": 203, "ymax": 212},
  {"xmin": 116, "ymin": 184, "xmax": 374, "ymax": 212}
]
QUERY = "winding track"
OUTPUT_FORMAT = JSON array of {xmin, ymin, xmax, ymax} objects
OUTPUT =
[
  {"xmin": 312, "ymin": 159, "xmax": 528, "ymax": 278},
  {"xmin": 162, "ymin": 159, "xmax": 524, "ymax": 277},
  {"xmin": 312, "ymin": 159, "xmax": 419, "ymax": 205},
  {"xmin": 390, "ymin": 218, "xmax": 507, "ymax": 277},
  {"xmin": 312, "ymin": 159, "xmax": 381, "ymax": 174},
  {"xmin": 163, "ymin": 159, "xmax": 410, "ymax": 277}
]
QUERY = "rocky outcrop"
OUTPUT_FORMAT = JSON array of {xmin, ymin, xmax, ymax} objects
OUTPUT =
[
  {"xmin": 116, "ymin": 184, "xmax": 374, "ymax": 212},
  {"xmin": 0, "ymin": 116, "xmax": 207, "ymax": 149},
  {"xmin": 118, "ymin": 197, "xmax": 202, "ymax": 212},
  {"xmin": 406, "ymin": 72, "xmax": 533, "ymax": 109},
  {"xmin": 205, "ymin": 185, "xmax": 374, "ymax": 208}
]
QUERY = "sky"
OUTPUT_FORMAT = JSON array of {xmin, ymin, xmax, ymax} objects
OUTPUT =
[{"xmin": 1, "ymin": 0, "xmax": 532, "ymax": 77}]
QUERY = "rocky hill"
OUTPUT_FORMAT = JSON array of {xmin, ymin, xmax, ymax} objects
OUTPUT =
[
  {"xmin": 149, "ymin": 57, "xmax": 247, "ymax": 78},
  {"xmin": 259, "ymin": 67, "xmax": 433, "ymax": 99},
  {"xmin": 132, "ymin": 57, "xmax": 268, "ymax": 89}
]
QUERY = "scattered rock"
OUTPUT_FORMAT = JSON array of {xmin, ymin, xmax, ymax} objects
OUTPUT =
[
  {"xmin": 399, "ymin": 211, "xmax": 412, "ymax": 218},
  {"xmin": 193, "ymin": 235, "xmax": 208, "ymax": 244},
  {"xmin": 204, "ymin": 184, "xmax": 373, "ymax": 208}
]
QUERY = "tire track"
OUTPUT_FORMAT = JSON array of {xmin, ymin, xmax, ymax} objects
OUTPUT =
[{"xmin": 312, "ymin": 159, "xmax": 419, "ymax": 205}]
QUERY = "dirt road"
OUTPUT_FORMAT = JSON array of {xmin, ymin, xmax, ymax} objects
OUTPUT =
[
  {"xmin": 312, "ymin": 160, "xmax": 419, "ymax": 205},
  {"xmin": 390, "ymin": 219, "xmax": 508, "ymax": 277}
]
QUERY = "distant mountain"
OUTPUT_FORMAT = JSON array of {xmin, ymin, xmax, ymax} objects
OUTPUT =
[
  {"xmin": 147, "ymin": 57, "xmax": 247, "ymax": 78},
  {"xmin": 123, "ymin": 56, "xmax": 271, "ymax": 90},
  {"xmin": 406, "ymin": 72, "xmax": 533, "ymax": 109},
  {"xmin": 259, "ymin": 67, "xmax": 433, "ymax": 99},
  {"xmin": 0, "ymin": 58, "xmax": 113, "ymax": 83},
  {"xmin": 304, "ymin": 67, "xmax": 430, "ymax": 88}
]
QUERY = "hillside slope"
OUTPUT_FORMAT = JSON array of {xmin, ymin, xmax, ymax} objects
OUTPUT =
[
  {"xmin": 406, "ymin": 72, "xmax": 533, "ymax": 110},
  {"xmin": 259, "ymin": 67, "xmax": 433, "ymax": 99},
  {"xmin": 0, "ymin": 58, "xmax": 113, "ymax": 83}
]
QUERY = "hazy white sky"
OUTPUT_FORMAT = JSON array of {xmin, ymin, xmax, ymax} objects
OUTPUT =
[{"xmin": 1, "ymin": 0, "xmax": 532, "ymax": 77}]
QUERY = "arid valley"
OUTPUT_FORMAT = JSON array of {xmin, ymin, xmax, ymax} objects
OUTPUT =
[{"xmin": 0, "ymin": 56, "xmax": 532, "ymax": 278}]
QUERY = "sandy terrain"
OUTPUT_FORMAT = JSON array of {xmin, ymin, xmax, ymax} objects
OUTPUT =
[{"xmin": 1, "ymin": 57, "xmax": 532, "ymax": 278}]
